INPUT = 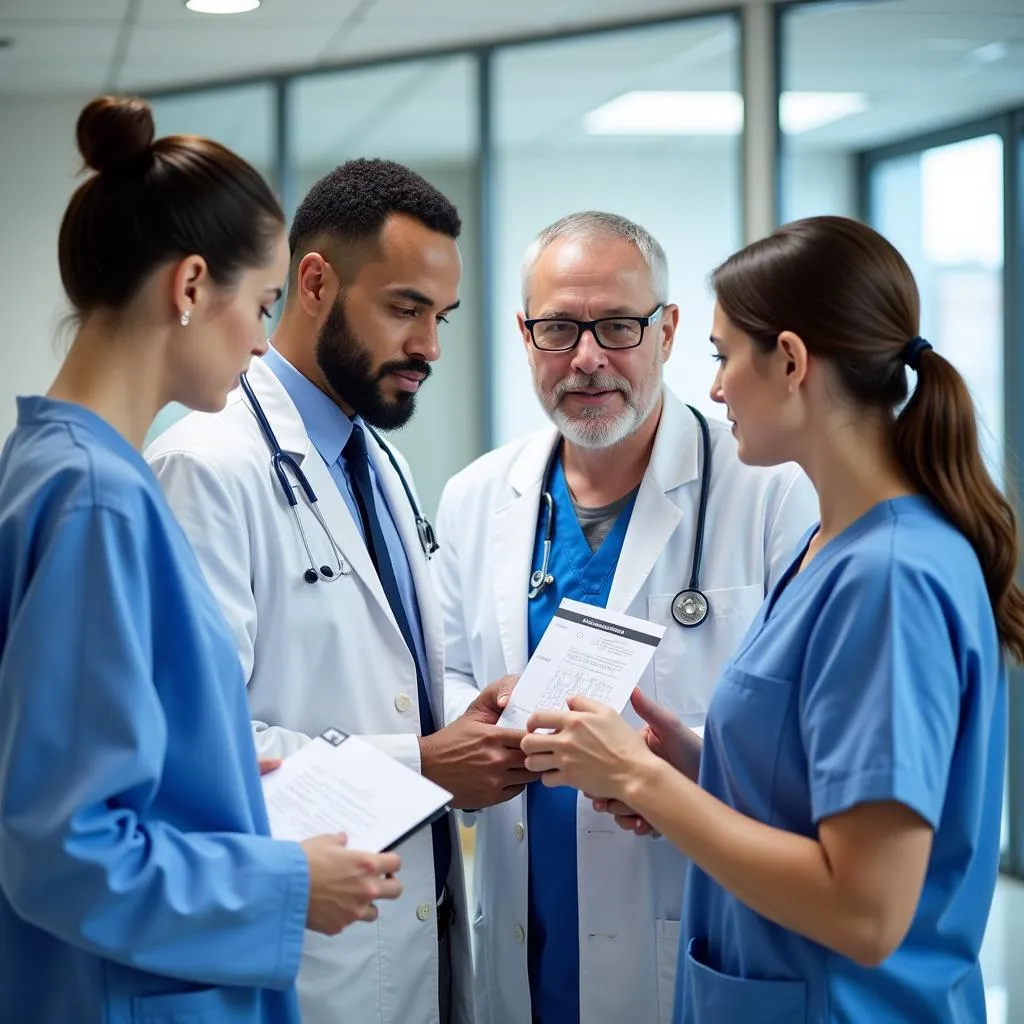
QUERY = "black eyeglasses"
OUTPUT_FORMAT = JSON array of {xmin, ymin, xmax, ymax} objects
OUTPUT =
[{"xmin": 523, "ymin": 305, "xmax": 664, "ymax": 352}]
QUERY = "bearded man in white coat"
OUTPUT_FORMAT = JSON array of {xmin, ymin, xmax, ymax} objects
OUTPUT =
[
  {"xmin": 146, "ymin": 160, "xmax": 534, "ymax": 1024},
  {"xmin": 433, "ymin": 211, "xmax": 819, "ymax": 1024}
]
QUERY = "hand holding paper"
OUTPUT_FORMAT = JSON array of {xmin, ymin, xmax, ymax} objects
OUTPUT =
[{"xmin": 301, "ymin": 835, "xmax": 403, "ymax": 933}]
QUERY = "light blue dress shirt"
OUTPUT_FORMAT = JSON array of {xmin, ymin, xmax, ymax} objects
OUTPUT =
[
  {"xmin": 0, "ymin": 397, "xmax": 308, "ymax": 1023},
  {"xmin": 261, "ymin": 348, "xmax": 431, "ymax": 691},
  {"xmin": 678, "ymin": 497, "xmax": 1005, "ymax": 1024}
]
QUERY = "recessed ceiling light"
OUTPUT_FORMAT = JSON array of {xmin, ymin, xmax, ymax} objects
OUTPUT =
[
  {"xmin": 185, "ymin": 0, "xmax": 261, "ymax": 13},
  {"xmin": 583, "ymin": 91, "xmax": 743, "ymax": 136},
  {"xmin": 583, "ymin": 90, "xmax": 868, "ymax": 137},
  {"xmin": 779, "ymin": 91, "xmax": 869, "ymax": 134}
]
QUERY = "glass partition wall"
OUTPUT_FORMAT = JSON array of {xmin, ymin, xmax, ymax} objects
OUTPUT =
[{"xmin": 145, "ymin": 1, "xmax": 1024, "ymax": 887}]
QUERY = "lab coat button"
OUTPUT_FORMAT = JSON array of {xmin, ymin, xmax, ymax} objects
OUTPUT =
[
  {"xmin": 514, "ymin": 924, "xmax": 525, "ymax": 944},
  {"xmin": 514, "ymin": 822, "xmax": 525, "ymax": 842},
  {"xmin": 395, "ymin": 693, "xmax": 412, "ymax": 713},
  {"xmin": 417, "ymin": 903, "xmax": 433, "ymax": 922}
]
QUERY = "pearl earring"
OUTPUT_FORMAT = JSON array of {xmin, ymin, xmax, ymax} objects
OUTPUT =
[{"xmin": 180, "ymin": 310, "xmax": 191, "ymax": 328}]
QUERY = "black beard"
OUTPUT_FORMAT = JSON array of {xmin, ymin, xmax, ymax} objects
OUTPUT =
[{"xmin": 314, "ymin": 299, "xmax": 431, "ymax": 430}]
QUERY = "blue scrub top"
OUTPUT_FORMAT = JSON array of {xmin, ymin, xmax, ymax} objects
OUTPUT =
[
  {"xmin": 677, "ymin": 496, "xmax": 1005, "ymax": 1024},
  {"xmin": 0, "ymin": 398, "xmax": 308, "ymax": 1024},
  {"xmin": 526, "ymin": 458, "xmax": 637, "ymax": 1024}
]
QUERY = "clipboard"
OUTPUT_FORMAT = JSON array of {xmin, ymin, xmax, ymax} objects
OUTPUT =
[{"xmin": 262, "ymin": 728, "xmax": 453, "ymax": 852}]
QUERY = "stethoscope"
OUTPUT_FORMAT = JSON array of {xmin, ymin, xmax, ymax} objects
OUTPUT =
[
  {"xmin": 239, "ymin": 372, "xmax": 439, "ymax": 586},
  {"xmin": 528, "ymin": 404, "xmax": 713, "ymax": 628}
]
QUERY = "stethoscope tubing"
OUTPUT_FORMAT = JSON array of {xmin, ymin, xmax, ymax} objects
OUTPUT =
[
  {"xmin": 240, "ymin": 371, "xmax": 437, "ymax": 586},
  {"xmin": 528, "ymin": 405, "xmax": 712, "ymax": 628}
]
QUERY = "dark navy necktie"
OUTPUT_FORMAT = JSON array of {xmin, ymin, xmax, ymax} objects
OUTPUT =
[{"xmin": 342, "ymin": 423, "xmax": 450, "ymax": 898}]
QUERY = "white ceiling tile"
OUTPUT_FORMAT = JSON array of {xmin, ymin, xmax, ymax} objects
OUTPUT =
[
  {"xmin": 119, "ymin": 24, "xmax": 333, "ymax": 91},
  {"xmin": 0, "ymin": 0, "xmax": 126, "ymax": 22},
  {"xmin": 134, "ymin": 0, "xmax": 363, "ymax": 27},
  {"xmin": 0, "ymin": 0, "xmax": 1021, "ymax": 167},
  {"xmin": 0, "ymin": 23, "xmax": 117, "ymax": 94}
]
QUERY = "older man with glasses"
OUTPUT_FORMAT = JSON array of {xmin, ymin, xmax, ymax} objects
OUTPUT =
[{"xmin": 433, "ymin": 211, "xmax": 818, "ymax": 1024}]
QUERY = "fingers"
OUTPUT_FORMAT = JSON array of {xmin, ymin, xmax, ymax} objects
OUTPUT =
[
  {"xmin": 374, "ymin": 876, "xmax": 404, "ymax": 901},
  {"xmin": 526, "ymin": 708, "xmax": 572, "ymax": 733},
  {"xmin": 496, "ymin": 727, "xmax": 529, "ymax": 749},
  {"xmin": 564, "ymin": 695, "xmax": 606, "ymax": 714},
  {"xmin": 258, "ymin": 758, "xmax": 282, "ymax": 775},
  {"xmin": 523, "ymin": 752, "xmax": 560, "ymax": 773},
  {"xmin": 520, "ymin": 731, "xmax": 557, "ymax": 756},
  {"xmin": 614, "ymin": 814, "xmax": 653, "ymax": 835},
  {"xmin": 372, "ymin": 852, "xmax": 401, "ymax": 876},
  {"xmin": 630, "ymin": 688, "xmax": 677, "ymax": 731},
  {"xmin": 504, "ymin": 768, "xmax": 543, "ymax": 785},
  {"xmin": 602, "ymin": 799, "xmax": 638, "ymax": 817},
  {"xmin": 495, "ymin": 673, "xmax": 519, "ymax": 708}
]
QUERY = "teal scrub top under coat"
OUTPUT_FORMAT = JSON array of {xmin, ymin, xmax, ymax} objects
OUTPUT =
[
  {"xmin": 0, "ymin": 398, "xmax": 308, "ymax": 1024},
  {"xmin": 526, "ymin": 457, "xmax": 638, "ymax": 1024},
  {"xmin": 677, "ymin": 497, "xmax": 1005, "ymax": 1024}
]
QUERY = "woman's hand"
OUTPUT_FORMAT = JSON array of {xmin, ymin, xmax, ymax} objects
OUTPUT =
[
  {"xmin": 629, "ymin": 688, "xmax": 701, "ymax": 778},
  {"xmin": 521, "ymin": 695, "xmax": 656, "ymax": 800},
  {"xmin": 589, "ymin": 688, "xmax": 704, "ymax": 834},
  {"xmin": 590, "ymin": 796, "xmax": 658, "ymax": 836}
]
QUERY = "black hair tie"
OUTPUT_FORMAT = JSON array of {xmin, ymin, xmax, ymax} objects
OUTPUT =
[{"xmin": 901, "ymin": 336, "xmax": 932, "ymax": 371}]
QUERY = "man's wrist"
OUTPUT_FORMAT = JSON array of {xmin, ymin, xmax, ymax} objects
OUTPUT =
[{"xmin": 418, "ymin": 733, "xmax": 438, "ymax": 778}]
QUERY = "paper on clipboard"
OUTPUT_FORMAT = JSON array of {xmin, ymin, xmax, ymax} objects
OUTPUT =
[{"xmin": 261, "ymin": 729, "xmax": 452, "ymax": 852}]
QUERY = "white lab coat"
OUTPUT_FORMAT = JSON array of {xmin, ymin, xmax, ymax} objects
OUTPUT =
[
  {"xmin": 145, "ymin": 356, "xmax": 474, "ymax": 1024},
  {"xmin": 432, "ymin": 388, "xmax": 818, "ymax": 1024}
]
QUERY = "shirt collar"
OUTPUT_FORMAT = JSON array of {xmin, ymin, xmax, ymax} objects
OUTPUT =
[{"xmin": 260, "ymin": 346, "xmax": 356, "ymax": 468}]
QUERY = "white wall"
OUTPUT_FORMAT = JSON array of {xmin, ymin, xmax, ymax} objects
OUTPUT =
[
  {"xmin": 0, "ymin": 95, "xmax": 86, "ymax": 437},
  {"xmin": 781, "ymin": 147, "xmax": 858, "ymax": 223},
  {"xmin": 493, "ymin": 143, "xmax": 742, "ymax": 446}
]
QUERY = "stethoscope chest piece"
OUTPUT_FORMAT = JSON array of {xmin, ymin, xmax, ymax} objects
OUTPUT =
[{"xmin": 672, "ymin": 588, "xmax": 709, "ymax": 628}]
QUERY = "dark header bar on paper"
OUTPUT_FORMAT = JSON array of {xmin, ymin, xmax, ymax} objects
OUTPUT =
[{"xmin": 555, "ymin": 606, "xmax": 662, "ymax": 647}]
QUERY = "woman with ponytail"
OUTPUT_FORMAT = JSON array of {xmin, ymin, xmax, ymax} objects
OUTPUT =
[{"xmin": 520, "ymin": 215, "xmax": 1016, "ymax": 1023}]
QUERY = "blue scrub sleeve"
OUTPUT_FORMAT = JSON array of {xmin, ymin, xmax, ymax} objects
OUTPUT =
[
  {"xmin": 0, "ymin": 505, "xmax": 308, "ymax": 989},
  {"xmin": 799, "ymin": 551, "xmax": 960, "ymax": 830}
]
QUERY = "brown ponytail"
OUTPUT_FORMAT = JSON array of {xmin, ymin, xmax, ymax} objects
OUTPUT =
[
  {"xmin": 712, "ymin": 215, "xmax": 1024, "ymax": 661},
  {"xmin": 895, "ymin": 348, "xmax": 1024, "ymax": 661}
]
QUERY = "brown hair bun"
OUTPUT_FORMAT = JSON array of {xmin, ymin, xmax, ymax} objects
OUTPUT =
[{"xmin": 76, "ymin": 95, "xmax": 155, "ymax": 174}]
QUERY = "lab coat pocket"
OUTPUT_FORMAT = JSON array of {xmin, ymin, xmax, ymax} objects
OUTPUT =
[
  {"xmin": 683, "ymin": 938, "xmax": 807, "ymax": 1024},
  {"xmin": 654, "ymin": 919, "xmax": 682, "ymax": 1024},
  {"xmin": 648, "ymin": 586, "xmax": 764, "ymax": 721},
  {"xmin": 132, "ymin": 984, "xmax": 252, "ymax": 1022}
]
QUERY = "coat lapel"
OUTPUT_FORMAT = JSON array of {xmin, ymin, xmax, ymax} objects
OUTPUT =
[
  {"xmin": 241, "ymin": 358, "xmax": 396, "ymax": 628},
  {"xmin": 367, "ymin": 433, "xmax": 445, "ymax": 724},
  {"xmin": 492, "ymin": 429, "xmax": 558, "ymax": 674},
  {"xmin": 606, "ymin": 391, "xmax": 700, "ymax": 612}
]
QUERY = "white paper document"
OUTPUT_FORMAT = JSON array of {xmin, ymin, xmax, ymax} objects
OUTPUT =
[
  {"xmin": 497, "ymin": 598, "xmax": 666, "ymax": 729},
  {"xmin": 261, "ymin": 729, "xmax": 452, "ymax": 852}
]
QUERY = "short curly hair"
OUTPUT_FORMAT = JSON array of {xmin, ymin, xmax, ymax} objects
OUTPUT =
[{"xmin": 288, "ymin": 158, "xmax": 461, "ymax": 280}]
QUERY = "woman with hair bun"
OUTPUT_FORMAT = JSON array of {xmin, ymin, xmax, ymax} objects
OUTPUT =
[
  {"xmin": 520, "ymin": 215, "xmax": 1019, "ymax": 1023},
  {"xmin": 0, "ymin": 96, "xmax": 403, "ymax": 1024}
]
